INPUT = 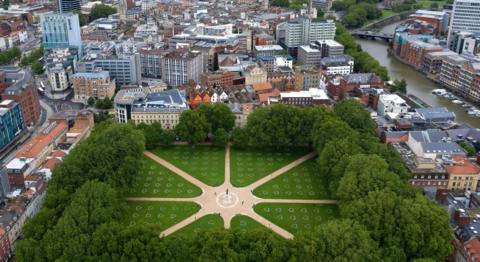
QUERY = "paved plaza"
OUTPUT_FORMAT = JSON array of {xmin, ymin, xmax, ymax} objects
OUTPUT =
[{"xmin": 127, "ymin": 144, "xmax": 337, "ymax": 239}]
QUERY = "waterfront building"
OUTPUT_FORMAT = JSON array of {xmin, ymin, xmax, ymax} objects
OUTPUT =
[
  {"xmin": 422, "ymin": 50, "xmax": 458, "ymax": 75},
  {"xmin": 276, "ymin": 17, "xmax": 335, "ymax": 55},
  {"xmin": 310, "ymin": 40, "xmax": 344, "ymax": 57},
  {"xmin": 320, "ymin": 55, "xmax": 354, "ymax": 76},
  {"xmin": 0, "ymin": 100, "xmax": 24, "ymax": 150},
  {"xmin": 40, "ymin": 13, "xmax": 82, "ymax": 51},
  {"xmin": 439, "ymin": 55, "xmax": 469, "ymax": 92},
  {"xmin": 161, "ymin": 50, "xmax": 203, "ymax": 88},
  {"xmin": 410, "ymin": 10, "xmax": 450, "ymax": 35},
  {"xmin": 377, "ymin": 94, "xmax": 410, "ymax": 116},
  {"xmin": 72, "ymin": 70, "xmax": 116, "ymax": 103},
  {"xmin": 447, "ymin": 0, "xmax": 480, "ymax": 49}
]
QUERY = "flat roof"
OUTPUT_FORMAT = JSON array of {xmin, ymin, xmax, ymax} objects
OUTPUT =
[{"xmin": 254, "ymin": 45, "xmax": 284, "ymax": 51}]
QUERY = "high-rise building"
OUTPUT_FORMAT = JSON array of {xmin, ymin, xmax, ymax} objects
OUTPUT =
[
  {"xmin": 40, "ymin": 13, "xmax": 82, "ymax": 51},
  {"xmin": 161, "ymin": 50, "xmax": 203, "ymax": 87},
  {"xmin": 276, "ymin": 17, "xmax": 336, "ymax": 56},
  {"xmin": 447, "ymin": 0, "xmax": 480, "ymax": 49},
  {"xmin": 58, "ymin": 0, "xmax": 81, "ymax": 13},
  {"xmin": 0, "ymin": 100, "xmax": 24, "ymax": 150}
]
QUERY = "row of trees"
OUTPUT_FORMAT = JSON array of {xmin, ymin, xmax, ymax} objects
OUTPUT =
[
  {"xmin": 332, "ymin": 0, "xmax": 382, "ymax": 28},
  {"xmin": 91, "ymin": 3, "xmax": 117, "ymax": 21},
  {"xmin": 17, "ymin": 122, "xmax": 145, "ymax": 261},
  {"xmin": 175, "ymin": 103, "xmax": 235, "ymax": 146},
  {"xmin": 335, "ymin": 23, "xmax": 390, "ymax": 80},
  {"xmin": 0, "ymin": 46, "xmax": 21, "ymax": 65},
  {"xmin": 19, "ymin": 46, "xmax": 45, "ymax": 75}
]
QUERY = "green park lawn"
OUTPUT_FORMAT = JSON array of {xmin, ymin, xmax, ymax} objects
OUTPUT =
[
  {"xmin": 231, "ymin": 215, "xmax": 268, "ymax": 233},
  {"xmin": 152, "ymin": 146, "xmax": 225, "ymax": 186},
  {"xmin": 230, "ymin": 147, "xmax": 311, "ymax": 187},
  {"xmin": 171, "ymin": 214, "xmax": 224, "ymax": 237},
  {"xmin": 253, "ymin": 159, "xmax": 331, "ymax": 200},
  {"xmin": 254, "ymin": 203, "xmax": 339, "ymax": 236},
  {"xmin": 126, "ymin": 201, "xmax": 200, "ymax": 233},
  {"xmin": 129, "ymin": 156, "xmax": 202, "ymax": 198}
]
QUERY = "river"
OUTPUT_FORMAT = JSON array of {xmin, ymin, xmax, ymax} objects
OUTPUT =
[{"xmin": 356, "ymin": 22, "xmax": 480, "ymax": 127}]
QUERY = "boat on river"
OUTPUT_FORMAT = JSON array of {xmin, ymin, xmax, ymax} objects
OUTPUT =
[
  {"xmin": 432, "ymin": 89, "xmax": 447, "ymax": 95},
  {"xmin": 452, "ymin": 100, "xmax": 464, "ymax": 105}
]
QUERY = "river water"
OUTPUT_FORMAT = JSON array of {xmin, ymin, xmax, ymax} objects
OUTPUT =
[{"xmin": 356, "ymin": 22, "xmax": 480, "ymax": 127}]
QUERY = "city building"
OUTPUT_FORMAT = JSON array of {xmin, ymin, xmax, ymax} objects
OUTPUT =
[
  {"xmin": 201, "ymin": 70, "xmax": 240, "ymax": 88},
  {"xmin": 253, "ymin": 45, "xmax": 284, "ymax": 57},
  {"xmin": 406, "ymin": 129, "xmax": 466, "ymax": 160},
  {"xmin": 114, "ymin": 88, "xmax": 188, "ymax": 128},
  {"xmin": 244, "ymin": 66, "xmax": 267, "ymax": 86},
  {"xmin": 445, "ymin": 156, "xmax": 480, "ymax": 191},
  {"xmin": 40, "ymin": 13, "xmax": 82, "ymax": 51},
  {"xmin": 0, "ymin": 100, "xmax": 24, "ymax": 151},
  {"xmin": 278, "ymin": 88, "xmax": 331, "ymax": 106},
  {"xmin": 139, "ymin": 45, "xmax": 166, "ymax": 79},
  {"xmin": 449, "ymin": 31, "xmax": 480, "ymax": 56},
  {"xmin": 294, "ymin": 67, "xmax": 323, "ymax": 90},
  {"xmin": 58, "ymin": 0, "xmax": 81, "ymax": 13},
  {"xmin": 327, "ymin": 73, "xmax": 384, "ymax": 99},
  {"xmin": 1, "ymin": 68, "xmax": 41, "ymax": 127},
  {"xmin": 309, "ymin": 40, "xmax": 345, "ymax": 57},
  {"xmin": 409, "ymin": 10, "xmax": 450, "ymax": 35},
  {"xmin": 72, "ymin": 70, "xmax": 116, "ymax": 103},
  {"xmin": 77, "ymin": 41, "xmax": 141, "ymax": 87},
  {"xmin": 161, "ymin": 50, "xmax": 203, "ymax": 88},
  {"xmin": 297, "ymin": 45, "xmax": 322, "ymax": 67},
  {"xmin": 47, "ymin": 66, "xmax": 70, "ymax": 92},
  {"xmin": 447, "ymin": 0, "xmax": 480, "ymax": 49},
  {"xmin": 377, "ymin": 94, "xmax": 410, "ymax": 116},
  {"xmin": 320, "ymin": 55, "xmax": 354, "ymax": 76},
  {"xmin": 276, "ymin": 17, "xmax": 335, "ymax": 55}
]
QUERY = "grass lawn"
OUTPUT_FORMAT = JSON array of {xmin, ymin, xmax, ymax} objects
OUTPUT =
[
  {"xmin": 171, "ymin": 214, "xmax": 224, "ymax": 237},
  {"xmin": 230, "ymin": 147, "xmax": 311, "ymax": 187},
  {"xmin": 416, "ymin": 0, "xmax": 447, "ymax": 9},
  {"xmin": 381, "ymin": 9, "xmax": 396, "ymax": 18},
  {"xmin": 152, "ymin": 146, "xmax": 225, "ymax": 186},
  {"xmin": 129, "ymin": 156, "xmax": 202, "ymax": 198},
  {"xmin": 254, "ymin": 203, "xmax": 339, "ymax": 236},
  {"xmin": 253, "ymin": 159, "xmax": 331, "ymax": 200},
  {"xmin": 126, "ymin": 201, "xmax": 200, "ymax": 233},
  {"xmin": 231, "ymin": 215, "xmax": 268, "ymax": 233}
]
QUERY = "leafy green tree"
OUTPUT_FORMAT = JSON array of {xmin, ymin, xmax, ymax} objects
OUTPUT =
[
  {"xmin": 271, "ymin": 0, "xmax": 289, "ymax": 7},
  {"xmin": 341, "ymin": 190, "xmax": 405, "ymax": 261},
  {"xmin": 0, "ymin": 46, "xmax": 21, "ymax": 65},
  {"xmin": 213, "ymin": 128, "xmax": 228, "ymax": 147},
  {"xmin": 316, "ymin": 7, "xmax": 325, "ymax": 18},
  {"xmin": 87, "ymin": 97, "xmax": 95, "ymax": 106},
  {"xmin": 198, "ymin": 103, "xmax": 235, "ymax": 132},
  {"xmin": 231, "ymin": 127, "xmax": 249, "ymax": 148},
  {"xmin": 19, "ymin": 46, "xmax": 43, "ymax": 67},
  {"xmin": 311, "ymin": 116, "xmax": 357, "ymax": 150},
  {"xmin": 334, "ymin": 99, "xmax": 375, "ymax": 134},
  {"xmin": 95, "ymin": 97, "xmax": 113, "ymax": 109},
  {"xmin": 430, "ymin": 2, "xmax": 439, "ymax": 9},
  {"xmin": 73, "ymin": 10, "xmax": 87, "ymax": 26},
  {"xmin": 460, "ymin": 141, "xmax": 476, "ymax": 156},
  {"xmin": 317, "ymin": 138, "xmax": 363, "ymax": 194},
  {"xmin": 294, "ymin": 220, "xmax": 381, "ymax": 261},
  {"xmin": 91, "ymin": 3, "xmax": 117, "ymax": 21},
  {"xmin": 31, "ymin": 61, "xmax": 45, "ymax": 75},
  {"xmin": 175, "ymin": 110, "xmax": 209, "ymax": 144},
  {"xmin": 2, "ymin": 0, "xmax": 9, "ymax": 10},
  {"xmin": 391, "ymin": 79, "xmax": 407, "ymax": 93},
  {"xmin": 337, "ymin": 154, "xmax": 403, "ymax": 201},
  {"xmin": 42, "ymin": 181, "xmax": 124, "ymax": 260}
]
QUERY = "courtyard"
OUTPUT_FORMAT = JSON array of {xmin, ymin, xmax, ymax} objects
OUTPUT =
[{"xmin": 127, "ymin": 144, "xmax": 337, "ymax": 238}]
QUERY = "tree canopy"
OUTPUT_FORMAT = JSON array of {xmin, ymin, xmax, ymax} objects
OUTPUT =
[{"xmin": 90, "ymin": 3, "xmax": 117, "ymax": 21}]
